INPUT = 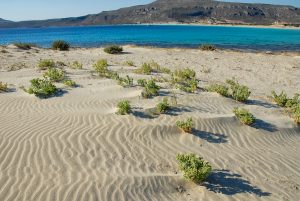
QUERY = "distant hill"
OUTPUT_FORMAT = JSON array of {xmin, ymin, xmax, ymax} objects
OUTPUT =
[
  {"xmin": 0, "ymin": 18, "xmax": 12, "ymax": 24},
  {"xmin": 1, "ymin": 0, "xmax": 300, "ymax": 28}
]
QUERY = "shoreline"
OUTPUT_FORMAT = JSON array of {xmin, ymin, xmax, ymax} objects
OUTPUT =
[
  {"xmin": 2, "ymin": 43, "xmax": 300, "ymax": 55},
  {"xmin": 138, "ymin": 22, "xmax": 300, "ymax": 30},
  {"xmin": 1, "ymin": 22, "xmax": 300, "ymax": 30}
]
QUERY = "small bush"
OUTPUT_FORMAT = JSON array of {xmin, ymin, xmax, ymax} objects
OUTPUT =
[
  {"xmin": 137, "ymin": 79, "xmax": 147, "ymax": 87},
  {"xmin": 13, "ymin": 42, "xmax": 35, "ymax": 50},
  {"xmin": 38, "ymin": 59, "xmax": 56, "ymax": 70},
  {"xmin": 233, "ymin": 108, "xmax": 255, "ymax": 125},
  {"xmin": 117, "ymin": 75, "xmax": 133, "ymax": 87},
  {"xmin": 176, "ymin": 118, "xmax": 193, "ymax": 133},
  {"xmin": 124, "ymin": 60, "xmax": 135, "ymax": 66},
  {"xmin": 93, "ymin": 59, "xmax": 109, "ymax": 77},
  {"xmin": 172, "ymin": 68, "xmax": 198, "ymax": 93},
  {"xmin": 200, "ymin": 44, "xmax": 216, "ymax": 51},
  {"xmin": 70, "ymin": 61, "xmax": 83, "ymax": 69},
  {"xmin": 136, "ymin": 63, "xmax": 153, "ymax": 75},
  {"xmin": 176, "ymin": 153, "xmax": 212, "ymax": 184},
  {"xmin": 271, "ymin": 91, "xmax": 288, "ymax": 107},
  {"xmin": 1, "ymin": 49, "xmax": 8, "ymax": 53},
  {"xmin": 116, "ymin": 100, "xmax": 131, "ymax": 115},
  {"xmin": 178, "ymin": 78, "xmax": 198, "ymax": 93},
  {"xmin": 43, "ymin": 68, "xmax": 65, "ymax": 82},
  {"xmin": 0, "ymin": 82, "xmax": 8, "ymax": 92},
  {"xmin": 108, "ymin": 71, "xmax": 120, "ymax": 80},
  {"xmin": 27, "ymin": 78, "xmax": 57, "ymax": 98},
  {"xmin": 63, "ymin": 79, "xmax": 77, "ymax": 87},
  {"xmin": 148, "ymin": 60, "xmax": 171, "ymax": 74},
  {"xmin": 134, "ymin": 63, "xmax": 153, "ymax": 75},
  {"xmin": 291, "ymin": 104, "xmax": 300, "ymax": 124},
  {"xmin": 141, "ymin": 79, "xmax": 160, "ymax": 99},
  {"xmin": 226, "ymin": 79, "xmax": 251, "ymax": 102},
  {"xmin": 173, "ymin": 68, "xmax": 196, "ymax": 81},
  {"xmin": 156, "ymin": 98, "xmax": 170, "ymax": 114},
  {"xmin": 286, "ymin": 94, "xmax": 300, "ymax": 108},
  {"xmin": 207, "ymin": 83, "xmax": 229, "ymax": 97},
  {"xmin": 104, "ymin": 45, "xmax": 123, "ymax": 54},
  {"xmin": 52, "ymin": 40, "xmax": 70, "ymax": 51}
]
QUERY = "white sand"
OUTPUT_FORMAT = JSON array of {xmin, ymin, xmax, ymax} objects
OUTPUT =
[{"xmin": 0, "ymin": 45, "xmax": 300, "ymax": 201}]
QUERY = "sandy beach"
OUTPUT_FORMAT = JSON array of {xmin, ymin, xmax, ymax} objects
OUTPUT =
[{"xmin": 0, "ymin": 45, "xmax": 300, "ymax": 201}]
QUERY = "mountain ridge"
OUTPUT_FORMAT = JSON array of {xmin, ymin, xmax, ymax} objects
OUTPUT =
[{"xmin": 1, "ymin": 0, "xmax": 300, "ymax": 28}]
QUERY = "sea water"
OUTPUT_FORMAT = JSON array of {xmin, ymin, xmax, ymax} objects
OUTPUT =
[{"xmin": 0, "ymin": 25, "xmax": 299, "ymax": 51}]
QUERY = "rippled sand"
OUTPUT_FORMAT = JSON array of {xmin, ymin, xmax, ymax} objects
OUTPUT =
[{"xmin": 0, "ymin": 45, "xmax": 300, "ymax": 201}]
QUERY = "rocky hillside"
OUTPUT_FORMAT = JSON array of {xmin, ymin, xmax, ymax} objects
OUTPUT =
[
  {"xmin": 1, "ymin": 0, "xmax": 300, "ymax": 28},
  {"xmin": 0, "ymin": 18, "xmax": 12, "ymax": 24}
]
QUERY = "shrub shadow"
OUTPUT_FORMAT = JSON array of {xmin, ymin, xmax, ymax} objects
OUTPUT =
[
  {"xmin": 6, "ymin": 88, "xmax": 17, "ymax": 93},
  {"xmin": 205, "ymin": 169, "xmax": 271, "ymax": 196},
  {"xmin": 167, "ymin": 106, "xmax": 193, "ymax": 116},
  {"xmin": 247, "ymin": 99, "xmax": 278, "ymax": 109},
  {"xmin": 252, "ymin": 119, "xmax": 278, "ymax": 132},
  {"xmin": 192, "ymin": 129, "xmax": 228, "ymax": 143},
  {"xmin": 132, "ymin": 107, "xmax": 157, "ymax": 119},
  {"xmin": 132, "ymin": 110, "xmax": 156, "ymax": 119}
]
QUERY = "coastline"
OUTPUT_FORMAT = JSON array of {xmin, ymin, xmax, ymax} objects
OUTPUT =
[{"xmin": 138, "ymin": 22, "xmax": 300, "ymax": 30}]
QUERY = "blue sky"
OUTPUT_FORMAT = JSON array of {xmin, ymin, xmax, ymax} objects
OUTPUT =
[{"xmin": 1, "ymin": 0, "xmax": 299, "ymax": 21}]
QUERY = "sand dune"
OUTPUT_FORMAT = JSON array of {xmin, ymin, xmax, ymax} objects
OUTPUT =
[{"xmin": 0, "ymin": 46, "xmax": 300, "ymax": 201}]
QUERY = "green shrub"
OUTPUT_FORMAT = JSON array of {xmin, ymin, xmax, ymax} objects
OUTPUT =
[
  {"xmin": 176, "ymin": 153, "xmax": 212, "ymax": 184},
  {"xmin": 233, "ymin": 108, "xmax": 255, "ymax": 125},
  {"xmin": 27, "ymin": 78, "xmax": 57, "ymax": 98},
  {"xmin": 156, "ymin": 98, "xmax": 170, "ymax": 114},
  {"xmin": 70, "ymin": 61, "xmax": 83, "ymax": 69},
  {"xmin": 43, "ymin": 68, "xmax": 65, "ymax": 82},
  {"xmin": 0, "ymin": 82, "xmax": 8, "ymax": 92},
  {"xmin": 172, "ymin": 68, "xmax": 198, "ymax": 93},
  {"xmin": 117, "ymin": 75, "xmax": 133, "ymax": 87},
  {"xmin": 271, "ymin": 91, "xmax": 288, "ymax": 107},
  {"xmin": 123, "ymin": 60, "xmax": 135, "ymax": 66},
  {"xmin": 200, "ymin": 44, "xmax": 216, "ymax": 51},
  {"xmin": 63, "ymin": 79, "xmax": 77, "ymax": 87},
  {"xmin": 13, "ymin": 42, "xmax": 35, "ymax": 50},
  {"xmin": 178, "ymin": 78, "xmax": 198, "ymax": 93},
  {"xmin": 141, "ymin": 79, "xmax": 160, "ymax": 99},
  {"xmin": 137, "ymin": 79, "xmax": 147, "ymax": 87},
  {"xmin": 286, "ymin": 94, "xmax": 300, "ymax": 108},
  {"xmin": 1, "ymin": 49, "xmax": 8, "ymax": 53},
  {"xmin": 93, "ymin": 59, "xmax": 109, "ymax": 77},
  {"xmin": 291, "ymin": 104, "xmax": 300, "ymax": 124},
  {"xmin": 107, "ymin": 71, "xmax": 120, "ymax": 80},
  {"xmin": 104, "ymin": 45, "xmax": 123, "ymax": 54},
  {"xmin": 38, "ymin": 59, "xmax": 56, "ymax": 70},
  {"xmin": 147, "ymin": 60, "xmax": 171, "ymax": 74},
  {"xmin": 52, "ymin": 40, "xmax": 70, "ymax": 51},
  {"xmin": 226, "ymin": 79, "xmax": 251, "ymax": 102},
  {"xmin": 134, "ymin": 63, "xmax": 153, "ymax": 75},
  {"xmin": 207, "ymin": 83, "xmax": 229, "ymax": 97},
  {"xmin": 176, "ymin": 118, "xmax": 193, "ymax": 133},
  {"xmin": 116, "ymin": 100, "xmax": 131, "ymax": 115},
  {"xmin": 173, "ymin": 68, "xmax": 196, "ymax": 81}
]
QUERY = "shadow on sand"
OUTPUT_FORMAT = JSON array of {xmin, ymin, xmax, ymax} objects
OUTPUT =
[
  {"xmin": 252, "ymin": 119, "xmax": 278, "ymax": 132},
  {"xmin": 192, "ymin": 129, "xmax": 228, "ymax": 143},
  {"xmin": 205, "ymin": 169, "xmax": 271, "ymax": 197},
  {"xmin": 247, "ymin": 99, "xmax": 278, "ymax": 109}
]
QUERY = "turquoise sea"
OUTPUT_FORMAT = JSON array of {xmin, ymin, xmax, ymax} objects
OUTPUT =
[{"xmin": 0, "ymin": 25, "xmax": 300, "ymax": 51}]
